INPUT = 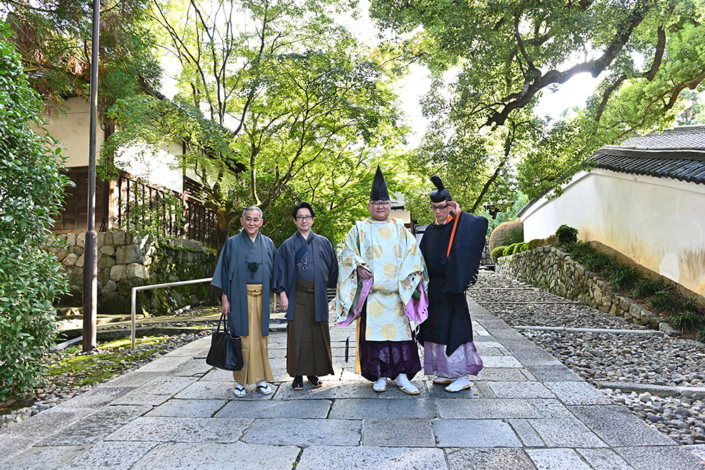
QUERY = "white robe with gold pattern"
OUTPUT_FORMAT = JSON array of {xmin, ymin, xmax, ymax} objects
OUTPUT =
[{"xmin": 336, "ymin": 218, "xmax": 428, "ymax": 342}]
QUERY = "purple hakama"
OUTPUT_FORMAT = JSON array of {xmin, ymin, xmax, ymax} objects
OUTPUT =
[
  {"xmin": 358, "ymin": 306, "xmax": 422, "ymax": 381},
  {"xmin": 424, "ymin": 341, "xmax": 483, "ymax": 378}
]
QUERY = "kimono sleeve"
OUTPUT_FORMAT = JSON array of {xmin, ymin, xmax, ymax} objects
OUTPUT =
[
  {"xmin": 211, "ymin": 238, "xmax": 233, "ymax": 296},
  {"xmin": 272, "ymin": 240, "xmax": 290, "ymax": 295}
]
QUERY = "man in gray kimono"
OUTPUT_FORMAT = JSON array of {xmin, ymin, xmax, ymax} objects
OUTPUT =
[
  {"xmin": 212, "ymin": 206, "xmax": 277, "ymax": 397},
  {"xmin": 273, "ymin": 202, "xmax": 338, "ymax": 390}
]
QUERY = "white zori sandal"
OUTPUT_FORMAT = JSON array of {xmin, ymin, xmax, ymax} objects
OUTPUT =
[
  {"xmin": 233, "ymin": 384, "xmax": 246, "ymax": 398},
  {"xmin": 445, "ymin": 376, "xmax": 472, "ymax": 393},
  {"xmin": 256, "ymin": 382, "xmax": 273, "ymax": 395}
]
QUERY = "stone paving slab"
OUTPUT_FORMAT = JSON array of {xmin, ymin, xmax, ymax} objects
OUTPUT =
[
  {"xmin": 489, "ymin": 381, "xmax": 555, "ymax": 399},
  {"xmin": 362, "ymin": 419, "xmax": 435, "ymax": 447},
  {"xmin": 272, "ymin": 379, "xmax": 428, "ymax": 400},
  {"xmin": 132, "ymin": 356, "xmax": 192, "ymax": 372},
  {"xmin": 38, "ymin": 405, "xmax": 151, "ymax": 446},
  {"xmin": 60, "ymin": 442, "xmax": 159, "ymax": 470},
  {"xmin": 436, "ymin": 399, "xmax": 543, "ymax": 419},
  {"xmin": 56, "ymin": 387, "xmax": 135, "ymax": 409},
  {"xmin": 111, "ymin": 376, "xmax": 198, "ymax": 406},
  {"xmin": 544, "ymin": 381, "xmax": 613, "ymax": 405},
  {"xmin": 569, "ymin": 405, "xmax": 677, "ymax": 447},
  {"xmin": 241, "ymin": 417, "xmax": 361, "ymax": 446},
  {"xmin": 527, "ymin": 416, "xmax": 608, "ymax": 448},
  {"xmin": 525, "ymin": 448, "xmax": 592, "ymax": 470},
  {"xmin": 424, "ymin": 381, "xmax": 481, "ymax": 399},
  {"xmin": 615, "ymin": 446, "xmax": 705, "ymax": 470},
  {"xmin": 481, "ymin": 356, "xmax": 524, "ymax": 368},
  {"xmin": 174, "ymin": 380, "xmax": 279, "ymax": 400},
  {"xmin": 575, "ymin": 448, "xmax": 635, "ymax": 470},
  {"xmin": 215, "ymin": 399, "xmax": 332, "ymax": 419},
  {"xmin": 508, "ymin": 419, "xmax": 546, "ymax": 447},
  {"xmin": 432, "ymin": 419, "xmax": 522, "ymax": 447},
  {"xmin": 329, "ymin": 398, "xmax": 437, "ymax": 419},
  {"xmin": 96, "ymin": 371, "xmax": 165, "ymax": 388},
  {"xmin": 130, "ymin": 442, "xmax": 300, "ymax": 470},
  {"xmin": 2, "ymin": 445, "xmax": 88, "ymax": 470},
  {"xmin": 467, "ymin": 368, "xmax": 531, "ymax": 382},
  {"xmin": 0, "ymin": 407, "xmax": 94, "ymax": 440},
  {"xmin": 105, "ymin": 417, "xmax": 252, "ymax": 443},
  {"xmin": 444, "ymin": 448, "xmax": 538, "ymax": 470},
  {"xmin": 0, "ymin": 436, "xmax": 37, "ymax": 464},
  {"xmin": 145, "ymin": 399, "xmax": 227, "ymax": 418},
  {"xmin": 170, "ymin": 358, "xmax": 214, "ymax": 377},
  {"xmin": 524, "ymin": 365, "xmax": 584, "ymax": 382},
  {"xmin": 297, "ymin": 446, "xmax": 447, "ymax": 470}
]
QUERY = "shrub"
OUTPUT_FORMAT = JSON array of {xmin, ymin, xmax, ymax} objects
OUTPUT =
[
  {"xmin": 491, "ymin": 246, "xmax": 507, "ymax": 263},
  {"xmin": 632, "ymin": 279, "xmax": 666, "ymax": 298},
  {"xmin": 562, "ymin": 243, "xmax": 613, "ymax": 272},
  {"xmin": 648, "ymin": 289, "xmax": 680, "ymax": 313},
  {"xmin": 503, "ymin": 244, "xmax": 519, "ymax": 256},
  {"xmin": 698, "ymin": 326, "xmax": 705, "ymax": 343},
  {"xmin": 489, "ymin": 220, "xmax": 523, "ymax": 252},
  {"xmin": 555, "ymin": 224, "xmax": 579, "ymax": 245},
  {"xmin": 604, "ymin": 265, "xmax": 641, "ymax": 291},
  {"xmin": 544, "ymin": 234, "xmax": 558, "ymax": 246},
  {"xmin": 527, "ymin": 239, "xmax": 543, "ymax": 250},
  {"xmin": 512, "ymin": 243, "xmax": 523, "ymax": 254},
  {"xmin": 669, "ymin": 312, "xmax": 704, "ymax": 331},
  {"xmin": 682, "ymin": 297, "xmax": 699, "ymax": 312},
  {"xmin": 0, "ymin": 24, "xmax": 70, "ymax": 401}
]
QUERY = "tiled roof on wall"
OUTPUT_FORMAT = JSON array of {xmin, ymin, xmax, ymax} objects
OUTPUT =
[
  {"xmin": 517, "ymin": 126, "xmax": 705, "ymax": 218},
  {"xmin": 591, "ymin": 126, "xmax": 705, "ymax": 184}
]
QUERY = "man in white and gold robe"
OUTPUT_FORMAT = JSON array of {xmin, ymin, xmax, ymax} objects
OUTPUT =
[{"xmin": 336, "ymin": 166, "xmax": 428, "ymax": 394}]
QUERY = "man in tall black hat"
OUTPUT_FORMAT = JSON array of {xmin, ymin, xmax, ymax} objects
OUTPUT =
[
  {"xmin": 417, "ymin": 175, "xmax": 488, "ymax": 392},
  {"xmin": 335, "ymin": 166, "xmax": 429, "ymax": 394}
]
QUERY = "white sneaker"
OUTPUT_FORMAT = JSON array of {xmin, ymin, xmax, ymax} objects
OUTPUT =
[
  {"xmin": 445, "ymin": 376, "xmax": 471, "ymax": 393},
  {"xmin": 233, "ymin": 382, "xmax": 246, "ymax": 398},
  {"xmin": 373, "ymin": 377, "xmax": 387, "ymax": 392},
  {"xmin": 396, "ymin": 373, "xmax": 420, "ymax": 395}
]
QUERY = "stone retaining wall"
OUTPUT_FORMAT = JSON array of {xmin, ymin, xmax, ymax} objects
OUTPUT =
[
  {"xmin": 51, "ymin": 230, "xmax": 215, "ymax": 314},
  {"xmin": 495, "ymin": 246, "xmax": 678, "ymax": 335}
]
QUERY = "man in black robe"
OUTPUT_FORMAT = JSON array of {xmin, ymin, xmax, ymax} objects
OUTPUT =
[
  {"xmin": 212, "ymin": 206, "xmax": 277, "ymax": 397},
  {"xmin": 273, "ymin": 202, "xmax": 338, "ymax": 390},
  {"xmin": 417, "ymin": 176, "xmax": 488, "ymax": 392}
]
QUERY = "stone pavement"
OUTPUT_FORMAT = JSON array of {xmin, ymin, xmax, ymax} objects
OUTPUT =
[{"xmin": 2, "ymin": 299, "xmax": 705, "ymax": 469}]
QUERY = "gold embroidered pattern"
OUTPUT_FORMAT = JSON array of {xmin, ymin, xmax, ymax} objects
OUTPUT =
[
  {"xmin": 413, "ymin": 263, "xmax": 423, "ymax": 272},
  {"xmin": 365, "ymin": 244, "xmax": 383, "ymax": 259},
  {"xmin": 378, "ymin": 227, "xmax": 392, "ymax": 239},
  {"xmin": 394, "ymin": 301, "xmax": 405, "ymax": 317},
  {"xmin": 383, "ymin": 263, "xmax": 398, "ymax": 278},
  {"xmin": 381, "ymin": 323, "xmax": 397, "ymax": 339},
  {"xmin": 368, "ymin": 301, "xmax": 384, "ymax": 317},
  {"xmin": 410, "ymin": 244, "xmax": 418, "ymax": 256},
  {"xmin": 393, "ymin": 244, "xmax": 403, "ymax": 258},
  {"xmin": 342, "ymin": 255, "xmax": 353, "ymax": 269}
]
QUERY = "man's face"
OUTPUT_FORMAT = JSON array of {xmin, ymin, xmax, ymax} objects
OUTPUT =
[
  {"xmin": 293, "ymin": 208, "xmax": 314, "ymax": 233},
  {"xmin": 368, "ymin": 200, "xmax": 391, "ymax": 221},
  {"xmin": 241, "ymin": 210, "xmax": 263, "ymax": 237},
  {"xmin": 431, "ymin": 200, "xmax": 452, "ymax": 224}
]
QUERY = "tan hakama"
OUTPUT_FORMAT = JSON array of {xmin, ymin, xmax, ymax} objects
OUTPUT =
[
  {"xmin": 233, "ymin": 284, "xmax": 274, "ymax": 385},
  {"xmin": 287, "ymin": 280, "xmax": 334, "ymax": 377}
]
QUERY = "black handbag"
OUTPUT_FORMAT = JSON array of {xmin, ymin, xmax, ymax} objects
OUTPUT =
[{"xmin": 206, "ymin": 312, "xmax": 243, "ymax": 371}]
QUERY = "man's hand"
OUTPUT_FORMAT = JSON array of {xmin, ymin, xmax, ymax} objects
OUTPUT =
[
  {"xmin": 221, "ymin": 292, "xmax": 230, "ymax": 316},
  {"xmin": 357, "ymin": 265, "xmax": 373, "ymax": 280},
  {"xmin": 448, "ymin": 201, "xmax": 460, "ymax": 215},
  {"xmin": 279, "ymin": 292, "xmax": 289, "ymax": 312}
]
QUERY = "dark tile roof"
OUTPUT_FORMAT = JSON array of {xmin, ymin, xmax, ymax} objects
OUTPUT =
[
  {"xmin": 518, "ymin": 126, "xmax": 705, "ymax": 218},
  {"xmin": 591, "ymin": 126, "xmax": 705, "ymax": 184}
]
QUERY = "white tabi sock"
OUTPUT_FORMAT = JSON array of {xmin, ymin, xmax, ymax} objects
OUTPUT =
[
  {"xmin": 373, "ymin": 377, "xmax": 387, "ymax": 391},
  {"xmin": 396, "ymin": 373, "xmax": 418, "ymax": 393},
  {"xmin": 446, "ymin": 375, "xmax": 471, "ymax": 392}
]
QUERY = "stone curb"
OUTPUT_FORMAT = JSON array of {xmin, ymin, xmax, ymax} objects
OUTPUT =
[
  {"xmin": 515, "ymin": 325, "xmax": 665, "ymax": 336},
  {"xmin": 596, "ymin": 381, "xmax": 705, "ymax": 399}
]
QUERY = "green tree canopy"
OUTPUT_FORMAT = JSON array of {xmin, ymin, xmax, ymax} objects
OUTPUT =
[{"xmin": 370, "ymin": 0, "xmax": 705, "ymax": 204}]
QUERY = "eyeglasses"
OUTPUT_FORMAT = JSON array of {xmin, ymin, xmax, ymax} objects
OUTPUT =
[
  {"xmin": 295, "ymin": 215, "xmax": 313, "ymax": 221},
  {"xmin": 430, "ymin": 204, "xmax": 449, "ymax": 211},
  {"xmin": 370, "ymin": 201, "xmax": 391, "ymax": 207}
]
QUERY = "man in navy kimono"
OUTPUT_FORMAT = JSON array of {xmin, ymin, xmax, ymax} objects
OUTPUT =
[
  {"xmin": 273, "ymin": 202, "xmax": 338, "ymax": 390},
  {"xmin": 212, "ymin": 206, "xmax": 277, "ymax": 397},
  {"xmin": 418, "ymin": 176, "xmax": 488, "ymax": 392}
]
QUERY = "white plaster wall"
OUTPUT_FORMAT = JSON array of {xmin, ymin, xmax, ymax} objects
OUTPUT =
[
  {"xmin": 115, "ymin": 141, "xmax": 184, "ymax": 193},
  {"xmin": 521, "ymin": 169, "xmax": 705, "ymax": 295},
  {"xmin": 390, "ymin": 209, "xmax": 411, "ymax": 224},
  {"xmin": 32, "ymin": 97, "xmax": 104, "ymax": 167}
]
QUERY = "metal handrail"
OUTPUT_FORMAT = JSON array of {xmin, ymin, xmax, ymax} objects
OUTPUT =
[{"xmin": 130, "ymin": 277, "xmax": 213, "ymax": 349}]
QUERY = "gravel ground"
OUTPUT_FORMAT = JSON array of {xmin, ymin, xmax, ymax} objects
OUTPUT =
[
  {"xmin": 0, "ymin": 330, "xmax": 213, "ymax": 429},
  {"xmin": 474, "ymin": 270, "xmax": 705, "ymax": 446}
]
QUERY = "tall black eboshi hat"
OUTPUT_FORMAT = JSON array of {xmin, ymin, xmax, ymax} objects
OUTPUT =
[
  {"xmin": 370, "ymin": 165, "xmax": 390, "ymax": 201},
  {"xmin": 430, "ymin": 175, "xmax": 452, "ymax": 202}
]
